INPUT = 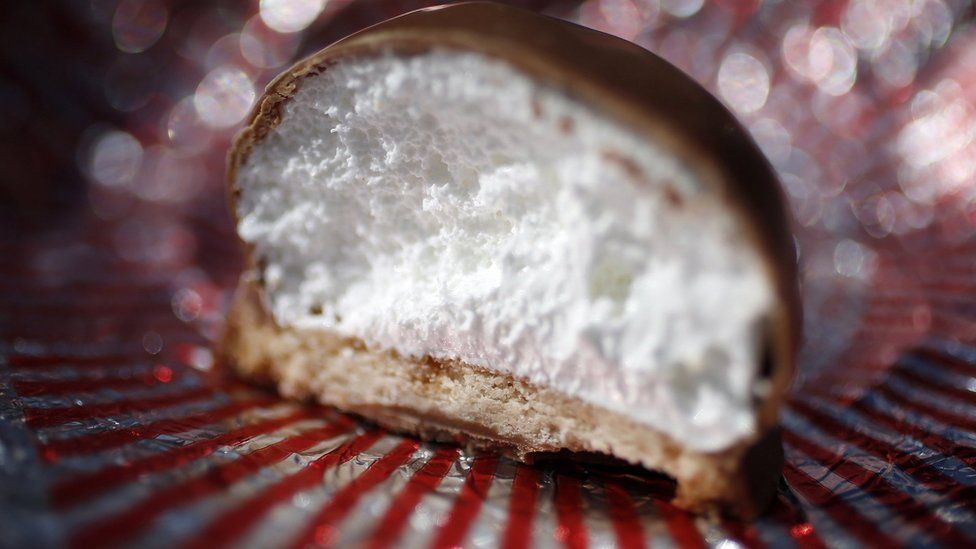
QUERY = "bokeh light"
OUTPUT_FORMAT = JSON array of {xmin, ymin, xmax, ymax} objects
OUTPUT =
[
  {"xmin": 166, "ymin": 96, "xmax": 214, "ymax": 151},
  {"xmin": 809, "ymin": 27, "xmax": 857, "ymax": 96},
  {"xmin": 833, "ymin": 239, "xmax": 877, "ymax": 279},
  {"xmin": 193, "ymin": 65, "xmax": 256, "ymax": 128},
  {"xmin": 205, "ymin": 32, "xmax": 248, "ymax": 70},
  {"xmin": 782, "ymin": 24, "xmax": 819, "ymax": 82},
  {"xmin": 174, "ymin": 7, "xmax": 243, "ymax": 63},
  {"xmin": 112, "ymin": 0, "xmax": 168, "ymax": 53},
  {"xmin": 841, "ymin": 0, "xmax": 890, "ymax": 52},
  {"xmin": 88, "ymin": 130, "xmax": 143, "ymax": 188},
  {"xmin": 660, "ymin": 0, "xmax": 704, "ymax": 19},
  {"xmin": 172, "ymin": 288, "xmax": 204, "ymax": 321},
  {"xmin": 915, "ymin": 0, "xmax": 952, "ymax": 47},
  {"xmin": 259, "ymin": 0, "xmax": 327, "ymax": 33},
  {"xmin": 749, "ymin": 117, "xmax": 792, "ymax": 164},
  {"xmin": 137, "ymin": 145, "xmax": 204, "ymax": 204},
  {"xmin": 240, "ymin": 14, "xmax": 300, "ymax": 68},
  {"xmin": 717, "ymin": 50, "xmax": 770, "ymax": 114},
  {"xmin": 581, "ymin": 0, "xmax": 643, "ymax": 40}
]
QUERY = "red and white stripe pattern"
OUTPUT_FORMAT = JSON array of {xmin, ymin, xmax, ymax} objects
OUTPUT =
[{"xmin": 3, "ymin": 226, "xmax": 975, "ymax": 548}]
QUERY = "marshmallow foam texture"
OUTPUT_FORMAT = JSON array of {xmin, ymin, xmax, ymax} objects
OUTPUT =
[{"xmin": 235, "ymin": 50, "xmax": 775, "ymax": 452}]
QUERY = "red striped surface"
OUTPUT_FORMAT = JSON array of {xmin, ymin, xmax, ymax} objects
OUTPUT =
[
  {"xmin": 788, "ymin": 399, "xmax": 976, "ymax": 513},
  {"xmin": 894, "ymin": 366, "xmax": 976, "ymax": 403},
  {"xmin": 68, "ymin": 421, "xmax": 357, "ymax": 548},
  {"xmin": 554, "ymin": 474, "xmax": 588, "ymax": 549},
  {"xmin": 5, "ymin": 335, "xmax": 972, "ymax": 546},
  {"xmin": 179, "ymin": 430, "xmax": 385, "ymax": 549},
  {"xmin": 784, "ymin": 429, "xmax": 974, "ymax": 547},
  {"xmin": 847, "ymin": 397, "xmax": 976, "ymax": 468},
  {"xmin": 2, "ymin": 205, "xmax": 973, "ymax": 549},
  {"xmin": 8, "ymin": 354, "xmax": 146, "ymax": 368},
  {"xmin": 23, "ymin": 385, "xmax": 214, "ymax": 428},
  {"xmin": 13, "ymin": 374, "xmax": 187, "ymax": 397},
  {"xmin": 720, "ymin": 518, "xmax": 765, "ymax": 549},
  {"xmin": 50, "ymin": 409, "xmax": 320, "ymax": 508},
  {"xmin": 286, "ymin": 438, "xmax": 420, "ymax": 549},
  {"xmin": 911, "ymin": 348, "xmax": 976, "ymax": 377},
  {"xmin": 502, "ymin": 464, "xmax": 542, "ymax": 549},
  {"xmin": 38, "ymin": 396, "xmax": 277, "ymax": 459},
  {"xmin": 429, "ymin": 456, "xmax": 501, "ymax": 549},
  {"xmin": 603, "ymin": 483, "xmax": 645, "ymax": 549},
  {"xmin": 655, "ymin": 500, "xmax": 706, "ymax": 549},
  {"xmin": 364, "ymin": 447, "xmax": 460, "ymax": 548},
  {"xmin": 783, "ymin": 462, "xmax": 902, "ymax": 547},
  {"xmin": 768, "ymin": 494, "xmax": 830, "ymax": 549},
  {"xmin": 874, "ymin": 382, "xmax": 976, "ymax": 433}
]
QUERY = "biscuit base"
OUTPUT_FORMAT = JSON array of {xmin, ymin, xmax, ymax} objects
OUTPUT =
[{"xmin": 218, "ymin": 278, "xmax": 782, "ymax": 517}]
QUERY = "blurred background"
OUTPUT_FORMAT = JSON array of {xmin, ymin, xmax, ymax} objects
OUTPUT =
[{"xmin": 1, "ymin": 0, "xmax": 975, "ymax": 395}]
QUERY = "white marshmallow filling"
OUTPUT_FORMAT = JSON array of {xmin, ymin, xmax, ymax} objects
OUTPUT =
[{"xmin": 236, "ymin": 50, "xmax": 775, "ymax": 452}]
